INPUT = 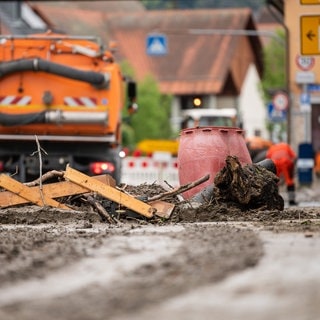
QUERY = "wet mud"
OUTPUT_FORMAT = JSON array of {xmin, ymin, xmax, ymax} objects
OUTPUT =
[{"xmin": 0, "ymin": 171, "xmax": 319, "ymax": 319}]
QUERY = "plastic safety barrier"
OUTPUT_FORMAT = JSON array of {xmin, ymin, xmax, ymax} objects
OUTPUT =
[{"xmin": 121, "ymin": 156, "xmax": 179, "ymax": 187}]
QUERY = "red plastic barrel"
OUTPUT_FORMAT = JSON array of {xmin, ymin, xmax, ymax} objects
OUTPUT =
[{"xmin": 178, "ymin": 126, "xmax": 252, "ymax": 199}]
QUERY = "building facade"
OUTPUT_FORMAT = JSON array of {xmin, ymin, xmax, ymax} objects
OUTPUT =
[{"xmin": 285, "ymin": 0, "xmax": 320, "ymax": 154}]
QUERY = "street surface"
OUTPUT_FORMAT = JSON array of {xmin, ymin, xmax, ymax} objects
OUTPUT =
[{"xmin": 0, "ymin": 179, "xmax": 319, "ymax": 319}]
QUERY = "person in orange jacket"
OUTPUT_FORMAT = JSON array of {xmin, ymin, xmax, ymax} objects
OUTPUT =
[{"xmin": 266, "ymin": 142, "xmax": 298, "ymax": 206}]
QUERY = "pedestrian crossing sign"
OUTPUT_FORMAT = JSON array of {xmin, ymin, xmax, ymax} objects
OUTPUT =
[{"xmin": 146, "ymin": 34, "xmax": 168, "ymax": 56}]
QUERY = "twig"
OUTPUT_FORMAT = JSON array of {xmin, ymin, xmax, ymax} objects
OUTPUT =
[
  {"xmin": 30, "ymin": 135, "xmax": 47, "ymax": 205},
  {"xmin": 36, "ymin": 136, "xmax": 43, "ymax": 189},
  {"xmin": 83, "ymin": 194, "xmax": 117, "ymax": 224},
  {"xmin": 147, "ymin": 174, "xmax": 210, "ymax": 202},
  {"xmin": 30, "ymin": 135, "xmax": 48, "ymax": 184},
  {"xmin": 24, "ymin": 170, "xmax": 64, "ymax": 187},
  {"xmin": 164, "ymin": 180, "xmax": 174, "ymax": 190},
  {"xmin": 10, "ymin": 166, "xmax": 19, "ymax": 178}
]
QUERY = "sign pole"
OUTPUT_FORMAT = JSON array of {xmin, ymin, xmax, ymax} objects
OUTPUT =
[{"xmin": 301, "ymin": 84, "xmax": 312, "ymax": 143}]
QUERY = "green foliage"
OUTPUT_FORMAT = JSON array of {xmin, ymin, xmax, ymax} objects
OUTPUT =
[
  {"xmin": 121, "ymin": 122, "xmax": 136, "ymax": 150},
  {"xmin": 120, "ymin": 60, "xmax": 136, "ymax": 79},
  {"xmin": 131, "ymin": 74, "xmax": 173, "ymax": 142},
  {"xmin": 260, "ymin": 29, "xmax": 286, "ymax": 102},
  {"xmin": 119, "ymin": 61, "xmax": 173, "ymax": 149},
  {"xmin": 260, "ymin": 29, "xmax": 287, "ymax": 141}
]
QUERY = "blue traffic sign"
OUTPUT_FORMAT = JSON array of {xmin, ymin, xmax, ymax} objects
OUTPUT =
[
  {"xmin": 267, "ymin": 103, "xmax": 286, "ymax": 122},
  {"xmin": 307, "ymin": 84, "xmax": 320, "ymax": 91},
  {"xmin": 300, "ymin": 92, "xmax": 311, "ymax": 104},
  {"xmin": 146, "ymin": 34, "xmax": 168, "ymax": 56}
]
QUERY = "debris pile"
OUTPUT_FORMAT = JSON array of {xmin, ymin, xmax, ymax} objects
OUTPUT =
[
  {"xmin": 0, "ymin": 156, "xmax": 284, "ymax": 224},
  {"xmin": 213, "ymin": 156, "xmax": 284, "ymax": 210}
]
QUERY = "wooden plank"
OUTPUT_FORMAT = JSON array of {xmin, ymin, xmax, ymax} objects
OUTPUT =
[
  {"xmin": 0, "ymin": 174, "xmax": 69, "ymax": 210},
  {"xmin": 0, "ymin": 180, "xmax": 88, "ymax": 208},
  {"xmin": 64, "ymin": 166, "xmax": 155, "ymax": 218},
  {"xmin": 149, "ymin": 200, "xmax": 175, "ymax": 219},
  {"xmin": 0, "ymin": 174, "xmax": 114, "ymax": 208}
]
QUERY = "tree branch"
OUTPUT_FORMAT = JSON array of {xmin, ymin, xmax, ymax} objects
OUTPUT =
[{"xmin": 147, "ymin": 174, "xmax": 210, "ymax": 202}]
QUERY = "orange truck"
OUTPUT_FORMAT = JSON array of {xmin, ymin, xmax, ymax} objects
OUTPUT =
[{"xmin": 0, "ymin": 31, "xmax": 136, "ymax": 182}]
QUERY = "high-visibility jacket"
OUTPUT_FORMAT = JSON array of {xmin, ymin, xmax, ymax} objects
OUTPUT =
[{"xmin": 266, "ymin": 143, "xmax": 296, "ymax": 186}]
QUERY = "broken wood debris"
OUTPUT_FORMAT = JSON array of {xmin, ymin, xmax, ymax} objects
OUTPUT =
[
  {"xmin": 1, "ymin": 166, "xmax": 204, "ymax": 221},
  {"xmin": 0, "ymin": 167, "xmax": 156, "ymax": 219},
  {"xmin": 0, "ymin": 174, "xmax": 115, "ymax": 207},
  {"xmin": 147, "ymin": 174, "xmax": 210, "ymax": 202},
  {"xmin": 0, "ymin": 156, "xmax": 285, "ymax": 223},
  {"xmin": 0, "ymin": 174, "xmax": 70, "ymax": 210},
  {"xmin": 82, "ymin": 193, "xmax": 118, "ymax": 224},
  {"xmin": 63, "ymin": 165, "xmax": 155, "ymax": 218}
]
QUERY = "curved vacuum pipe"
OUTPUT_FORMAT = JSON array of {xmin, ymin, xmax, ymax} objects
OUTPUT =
[
  {"xmin": 0, "ymin": 58, "xmax": 109, "ymax": 88},
  {"xmin": 0, "ymin": 111, "xmax": 46, "ymax": 126},
  {"xmin": 0, "ymin": 110, "xmax": 107, "ymax": 126}
]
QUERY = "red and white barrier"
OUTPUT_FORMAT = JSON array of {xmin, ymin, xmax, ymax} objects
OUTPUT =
[{"xmin": 121, "ymin": 154, "xmax": 179, "ymax": 187}]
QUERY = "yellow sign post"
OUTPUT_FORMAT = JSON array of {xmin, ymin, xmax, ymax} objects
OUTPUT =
[
  {"xmin": 300, "ymin": 15, "xmax": 320, "ymax": 55},
  {"xmin": 300, "ymin": 0, "xmax": 320, "ymax": 4},
  {"xmin": 137, "ymin": 139, "xmax": 179, "ymax": 155}
]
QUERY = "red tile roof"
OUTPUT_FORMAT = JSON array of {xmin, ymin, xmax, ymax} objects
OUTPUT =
[
  {"xmin": 30, "ymin": 1, "xmax": 145, "ymax": 12},
  {"xmin": 30, "ymin": 4, "xmax": 264, "ymax": 96},
  {"xmin": 107, "ymin": 8, "xmax": 263, "ymax": 94}
]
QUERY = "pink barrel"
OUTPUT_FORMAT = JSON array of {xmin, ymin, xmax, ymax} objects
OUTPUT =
[{"xmin": 178, "ymin": 126, "xmax": 252, "ymax": 199}]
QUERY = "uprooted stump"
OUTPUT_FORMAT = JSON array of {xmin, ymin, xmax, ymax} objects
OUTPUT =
[{"xmin": 213, "ymin": 155, "xmax": 284, "ymax": 211}]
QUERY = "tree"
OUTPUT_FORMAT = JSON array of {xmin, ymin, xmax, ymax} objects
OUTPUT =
[
  {"xmin": 120, "ymin": 61, "xmax": 173, "ymax": 150},
  {"xmin": 131, "ymin": 74, "xmax": 173, "ymax": 142},
  {"xmin": 260, "ymin": 29, "xmax": 286, "ymax": 102},
  {"xmin": 260, "ymin": 29, "xmax": 287, "ymax": 141}
]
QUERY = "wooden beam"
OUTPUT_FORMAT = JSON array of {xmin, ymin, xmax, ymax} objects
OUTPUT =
[
  {"xmin": 0, "ymin": 174, "xmax": 69, "ymax": 209},
  {"xmin": 0, "ymin": 174, "xmax": 114, "ymax": 208},
  {"xmin": 64, "ymin": 166, "xmax": 155, "ymax": 218}
]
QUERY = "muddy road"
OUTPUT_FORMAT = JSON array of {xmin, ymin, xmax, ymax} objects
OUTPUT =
[{"xmin": 0, "ymin": 181, "xmax": 320, "ymax": 320}]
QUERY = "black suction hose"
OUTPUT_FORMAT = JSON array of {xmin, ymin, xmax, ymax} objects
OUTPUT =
[{"xmin": 0, "ymin": 58, "xmax": 108, "ymax": 88}]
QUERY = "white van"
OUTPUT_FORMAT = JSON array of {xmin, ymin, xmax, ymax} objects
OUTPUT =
[{"xmin": 181, "ymin": 108, "xmax": 240, "ymax": 129}]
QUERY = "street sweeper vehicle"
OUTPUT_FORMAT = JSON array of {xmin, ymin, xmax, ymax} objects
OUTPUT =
[{"xmin": 0, "ymin": 31, "xmax": 137, "ymax": 182}]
